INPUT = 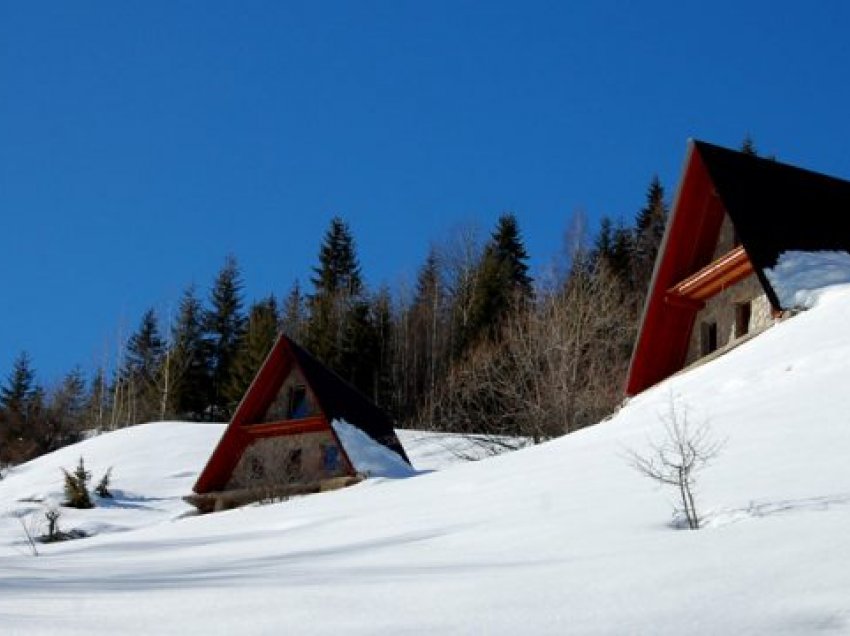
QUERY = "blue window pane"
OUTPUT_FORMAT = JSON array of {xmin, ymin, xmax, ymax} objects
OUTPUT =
[{"xmin": 323, "ymin": 445, "xmax": 340, "ymax": 471}]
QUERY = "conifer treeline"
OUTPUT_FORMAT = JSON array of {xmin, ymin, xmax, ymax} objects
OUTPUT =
[{"xmin": 0, "ymin": 178, "xmax": 668, "ymax": 466}]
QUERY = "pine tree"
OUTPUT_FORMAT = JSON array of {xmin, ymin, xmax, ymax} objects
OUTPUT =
[
  {"xmin": 306, "ymin": 217, "xmax": 365, "ymax": 375},
  {"xmin": 310, "ymin": 217, "xmax": 363, "ymax": 297},
  {"xmin": 62, "ymin": 457, "xmax": 93, "ymax": 509},
  {"xmin": 122, "ymin": 309, "xmax": 165, "ymax": 384},
  {"xmin": 632, "ymin": 176, "xmax": 668, "ymax": 296},
  {"xmin": 593, "ymin": 217, "xmax": 615, "ymax": 267},
  {"xmin": 171, "ymin": 285, "xmax": 208, "ymax": 420},
  {"xmin": 0, "ymin": 352, "xmax": 37, "ymax": 417},
  {"xmin": 369, "ymin": 287, "xmax": 395, "ymax": 409},
  {"xmin": 86, "ymin": 367, "xmax": 109, "ymax": 430},
  {"xmin": 49, "ymin": 367, "xmax": 87, "ymax": 440},
  {"xmin": 411, "ymin": 248, "xmax": 444, "ymax": 409},
  {"xmin": 226, "ymin": 296, "xmax": 279, "ymax": 407},
  {"xmin": 118, "ymin": 308, "xmax": 165, "ymax": 424},
  {"xmin": 740, "ymin": 134, "xmax": 758, "ymax": 156},
  {"xmin": 280, "ymin": 280, "xmax": 306, "ymax": 342},
  {"xmin": 489, "ymin": 213, "xmax": 533, "ymax": 300},
  {"xmin": 0, "ymin": 352, "xmax": 41, "ymax": 463},
  {"xmin": 204, "ymin": 256, "xmax": 247, "ymax": 420},
  {"xmin": 461, "ymin": 213, "xmax": 534, "ymax": 348}
]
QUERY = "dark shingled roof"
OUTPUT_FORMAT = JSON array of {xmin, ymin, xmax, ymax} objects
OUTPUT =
[
  {"xmin": 286, "ymin": 336, "xmax": 410, "ymax": 463},
  {"xmin": 694, "ymin": 140, "xmax": 850, "ymax": 308}
]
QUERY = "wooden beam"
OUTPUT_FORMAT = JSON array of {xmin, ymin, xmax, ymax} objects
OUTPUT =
[
  {"xmin": 243, "ymin": 415, "xmax": 328, "ymax": 439},
  {"xmin": 666, "ymin": 245, "xmax": 753, "ymax": 302}
]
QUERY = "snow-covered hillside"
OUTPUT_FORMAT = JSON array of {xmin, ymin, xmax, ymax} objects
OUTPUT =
[{"xmin": 3, "ymin": 285, "xmax": 850, "ymax": 634}]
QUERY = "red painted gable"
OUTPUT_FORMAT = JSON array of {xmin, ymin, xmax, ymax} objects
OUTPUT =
[{"xmin": 626, "ymin": 143, "xmax": 732, "ymax": 395}]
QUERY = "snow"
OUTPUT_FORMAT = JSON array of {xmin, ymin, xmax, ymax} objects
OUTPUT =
[
  {"xmin": 331, "ymin": 419, "xmax": 415, "ymax": 478},
  {"xmin": 764, "ymin": 249, "xmax": 850, "ymax": 308},
  {"xmin": 3, "ymin": 286, "xmax": 850, "ymax": 633}
]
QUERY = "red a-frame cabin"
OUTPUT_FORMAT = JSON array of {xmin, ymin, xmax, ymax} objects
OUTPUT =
[
  {"xmin": 189, "ymin": 334, "xmax": 409, "ymax": 512},
  {"xmin": 627, "ymin": 140, "xmax": 850, "ymax": 396}
]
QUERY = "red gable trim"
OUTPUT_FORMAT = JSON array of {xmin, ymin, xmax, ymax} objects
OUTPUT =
[{"xmin": 626, "ymin": 142, "xmax": 730, "ymax": 396}]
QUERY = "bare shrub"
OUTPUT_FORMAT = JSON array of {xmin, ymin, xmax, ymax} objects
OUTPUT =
[
  {"xmin": 43, "ymin": 507, "xmax": 62, "ymax": 542},
  {"xmin": 426, "ymin": 265, "xmax": 632, "ymax": 443},
  {"xmin": 628, "ymin": 396, "xmax": 725, "ymax": 529}
]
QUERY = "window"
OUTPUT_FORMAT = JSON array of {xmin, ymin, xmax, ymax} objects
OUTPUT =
[
  {"xmin": 284, "ymin": 449, "xmax": 302, "ymax": 478},
  {"xmin": 735, "ymin": 301, "xmax": 752, "ymax": 338},
  {"xmin": 286, "ymin": 385, "xmax": 309, "ymax": 419},
  {"xmin": 249, "ymin": 456, "xmax": 265, "ymax": 480},
  {"xmin": 322, "ymin": 444, "xmax": 341, "ymax": 472},
  {"xmin": 700, "ymin": 321, "xmax": 718, "ymax": 356}
]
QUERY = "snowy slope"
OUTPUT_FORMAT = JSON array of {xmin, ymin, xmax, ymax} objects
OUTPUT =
[{"xmin": 3, "ymin": 286, "xmax": 850, "ymax": 634}]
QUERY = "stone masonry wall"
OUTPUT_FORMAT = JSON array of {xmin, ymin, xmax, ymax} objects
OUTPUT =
[
  {"xmin": 225, "ymin": 430, "xmax": 348, "ymax": 491},
  {"xmin": 684, "ymin": 272, "xmax": 774, "ymax": 366}
]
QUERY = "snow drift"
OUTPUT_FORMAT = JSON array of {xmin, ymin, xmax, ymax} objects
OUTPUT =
[{"xmin": 3, "ymin": 283, "xmax": 850, "ymax": 634}]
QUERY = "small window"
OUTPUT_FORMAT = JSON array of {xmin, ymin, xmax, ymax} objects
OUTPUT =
[
  {"xmin": 285, "ymin": 449, "xmax": 302, "ymax": 478},
  {"xmin": 249, "ymin": 456, "xmax": 265, "ymax": 480},
  {"xmin": 286, "ymin": 385, "xmax": 309, "ymax": 419},
  {"xmin": 700, "ymin": 321, "xmax": 718, "ymax": 356},
  {"xmin": 735, "ymin": 301, "xmax": 752, "ymax": 338},
  {"xmin": 322, "ymin": 445, "xmax": 341, "ymax": 472}
]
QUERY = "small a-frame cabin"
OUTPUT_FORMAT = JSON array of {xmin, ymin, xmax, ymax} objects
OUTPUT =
[
  {"xmin": 189, "ymin": 334, "xmax": 410, "ymax": 512},
  {"xmin": 627, "ymin": 140, "xmax": 850, "ymax": 396}
]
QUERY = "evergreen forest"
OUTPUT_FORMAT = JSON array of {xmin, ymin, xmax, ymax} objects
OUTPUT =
[{"xmin": 0, "ymin": 178, "xmax": 670, "ymax": 466}]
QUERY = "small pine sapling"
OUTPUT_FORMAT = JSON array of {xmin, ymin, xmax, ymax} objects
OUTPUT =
[
  {"xmin": 62, "ymin": 457, "xmax": 93, "ymax": 509},
  {"xmin": 95, "ymin": 467, "xmax": 113, "ymax": 498}
]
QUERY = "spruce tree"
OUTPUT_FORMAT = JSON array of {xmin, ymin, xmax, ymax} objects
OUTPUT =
[
  {"xmin": 411, "ymin": 248, "xmax": 444, "ymax": 406},
  {"xmin": 204, "ymin": 256, "xmax": 247, "ymax": 420},
  {"xmin": 369, "ymin": 287, "xmax": 395, "ymax": 409},
  {"xmin": 740, "ymin": 134, "xmax": 758, "ymax": 156},
  {"xmin": 50, "ymin": 367, "xmax": 87, "ymax": 440},
  {"xmin": 122, "ymin": 309, "xmax": 165, "ymax": 384},
  {"xmin": 86, "ymin": 367, "xmax": 109, "ymax": 430},
  {"xmin": 171, "ymin": 285, "xmax": 208, "ymax": 420},
  {"xmin": 226, "ymin": 296, "xmax": 279, "ymax": 407},
  {"xmin": 119, "ymin": 308, "xmax": 165, "ymax": 423},
  {"xmin": 306, "ymin": 217, "xmax": 365, "ymax": 377},
  {"xmin": 280, "ymin": 280, "xmax": 306, "ymax": 342},
  {"xmin": 632, "ymin": 176, "xmax": 668, "ymax": 296},
  {"xmin": 489, "ymin": 213, "xmax": 533, "ymax": 300},
  {"xmin": 62, "ymin": 457, "xmax": 93, "ymax": 509},
  {"xmin": 461, "ymin": 213, "xmax": 533, "ymax": 349},
  {"xmin": 0, "ymin": 352, "xmax": 37, "ymax": 417},
  {"xmin": 593, "ymin": 217, "xmax": 614, "ymax": 267},
  {"xmin": 310, "ymin": 217, "xmax": 363, "ymax": 297}
]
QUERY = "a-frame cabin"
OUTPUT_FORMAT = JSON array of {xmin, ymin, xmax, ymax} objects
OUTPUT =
[
  {"xmin": 627, "ymin": 140, "xmax": 850, "ymax": 396},
  {"xmin": 189, "ymin": 334, "xmax": 409, "ymax": 512}
]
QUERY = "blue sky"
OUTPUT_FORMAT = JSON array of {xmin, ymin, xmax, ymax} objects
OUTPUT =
[{"xmin": 2, "ymin": 1, "xmax": 850, "ymax": 383}]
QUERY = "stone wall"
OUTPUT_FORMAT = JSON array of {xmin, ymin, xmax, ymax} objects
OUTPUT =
[
  {"xmin": 684, "ymin": 273, "xmax": 774, "ymax": 366},
  {"xmin": 712, "ymin": 213, "xmax": 737, "ymax": 259},
  {"xmin": 225, "ymin": 430, "xmax": 348, "ymax": 491}
]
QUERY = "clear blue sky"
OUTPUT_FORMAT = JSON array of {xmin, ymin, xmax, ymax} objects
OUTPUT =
[{"xmin": 2, "ymin": 1, "xmax": 849, "ymax": 383}]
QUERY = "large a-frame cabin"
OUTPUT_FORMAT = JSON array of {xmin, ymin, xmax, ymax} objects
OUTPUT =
[
  {"xmin": 627, "ymin": 140, "xmax": 850, "ymax": 396},
  {"xmin": 188, "ymin": 334, "xmax": 409, "ymax": 512}
]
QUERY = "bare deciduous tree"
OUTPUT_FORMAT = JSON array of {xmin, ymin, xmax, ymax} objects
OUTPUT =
[
  {"xmin": 424, "ymin": 264, "xmax": 631, "ymax": 444},
  {"xmin": 628, "ymin": 396, "xmax": 725, "ymax": 530}
]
